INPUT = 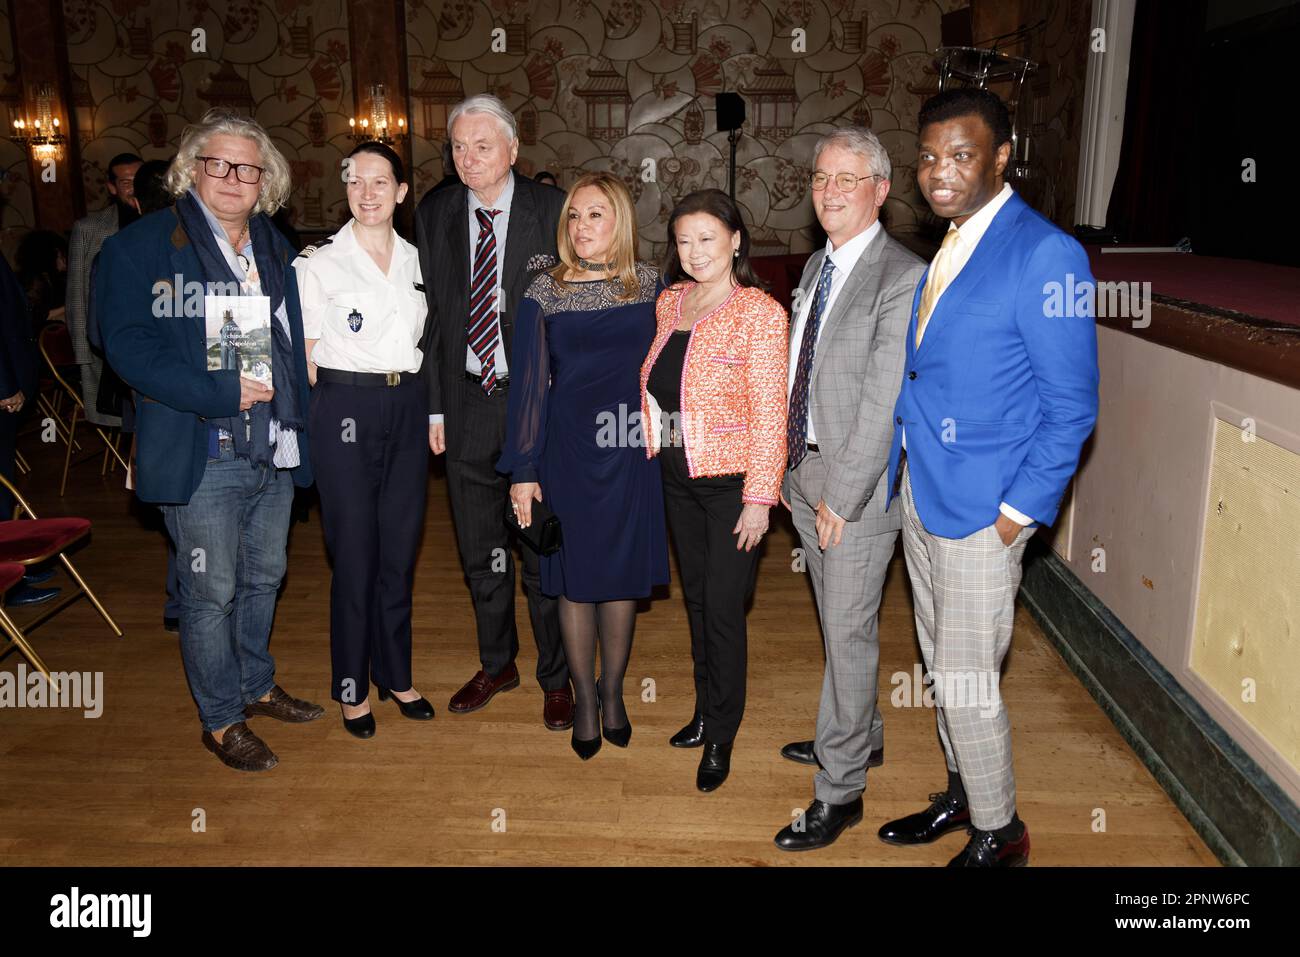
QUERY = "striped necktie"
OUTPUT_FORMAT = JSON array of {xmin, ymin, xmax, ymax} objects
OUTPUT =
[{"xmin": 467, "ymin": 207, "xmax": 502, "ymax": 393}]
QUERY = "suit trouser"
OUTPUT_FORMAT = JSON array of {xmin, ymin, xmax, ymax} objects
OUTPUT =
[
  {"xmin": 899, "ymin": 461, "xmax": 1033, "ymax": 831},
  {"xmin": 444, "ymin": 377, "xmax": 568, "ymax": 691},
  {"xmin": 0, "ymin": 410, "xmax": 18, "ymax": 519},
  {"xmin": 310, "ymin": 375, "xmax": 429, "ymax": 704},
  {"xmin": 659, "ymin": 446, "xmax": 759, "ymax": 745},
  {"xmin": 788, "ymin": 450, "xmax": 894, "ymax": 805}
]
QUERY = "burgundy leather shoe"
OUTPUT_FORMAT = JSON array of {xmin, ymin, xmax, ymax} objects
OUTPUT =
[
  {"xmin": 543, "ymin": 686, "xmax": 574, "ymax": 730},
  {"xmin": 947, "ymin": 825, "xmax": 1031, "ymax": 867},
  {"xmin": 243, "ymin": 684, "xmax": 325, "ymax": 723},
  {"xmin": 202, "ymin": 721, "xmax": 278, "ymax": 772},
  {"xmin": 448, "ymin": 663, "xmax": 520, "ymax": 713},
  {"xmin": 877, "ymin": 791, "xmax": 971, "ymax": 845}
]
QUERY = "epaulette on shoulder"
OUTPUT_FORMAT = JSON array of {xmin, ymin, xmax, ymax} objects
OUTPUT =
[{"xmin": 295, "ymin": 236, "xmax": 334, "ymax": 261}]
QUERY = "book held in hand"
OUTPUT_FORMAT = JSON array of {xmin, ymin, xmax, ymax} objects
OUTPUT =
[{"xmin": 205, "ymin": 295, "xmax": 273, "ymax": 387}]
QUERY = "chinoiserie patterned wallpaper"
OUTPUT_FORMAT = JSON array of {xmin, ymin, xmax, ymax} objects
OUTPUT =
[
  {"xmin": 0, "ymin": 5, "xmax": 36, "ymax": 258},
  {"xmin": 60, "ymin": 0, "xmax": 353, "ymax": 233},
  {"xmin": 406, "ymin": 0, "xmax": 972, "ymax": 259}
]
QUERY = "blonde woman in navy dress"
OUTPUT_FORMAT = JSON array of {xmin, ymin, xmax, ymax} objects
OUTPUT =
[
  {"xmin": 498, "ymin": 171, "xmax": 669, "ymax": 760},
  {"xmin": 295, "ymin": 142, "xmax": 434, "ymax": 738}
]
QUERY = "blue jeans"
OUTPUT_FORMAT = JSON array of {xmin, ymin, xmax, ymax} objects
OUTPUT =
[{"xmin": 161, "ymin": 446, "xmax": 293, "ymax": 732}]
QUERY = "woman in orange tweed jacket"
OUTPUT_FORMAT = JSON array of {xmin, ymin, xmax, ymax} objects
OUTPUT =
[{"xmin": 640, "ymin": 188, "xmax": 788, "ymax": 793}]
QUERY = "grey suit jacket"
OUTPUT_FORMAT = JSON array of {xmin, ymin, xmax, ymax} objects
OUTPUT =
[
  {"xmin": 67, "ymin": 204, "xmax": 119, "ymax": 365},
  {"xmin": 784, "ymin": 226, "xmax": 926, "ymax": 532}
]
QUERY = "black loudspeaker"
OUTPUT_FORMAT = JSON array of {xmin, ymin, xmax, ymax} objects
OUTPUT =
[{"xmin": 716, "ymin": 92, "xmax": 745, "ymax": 132}]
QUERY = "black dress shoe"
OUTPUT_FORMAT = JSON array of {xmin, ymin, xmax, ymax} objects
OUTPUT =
[
  {"xmin": 162, "ymin": 616, "xmax": 180, "ymax": 633},
  {"xmin": 5, "ymin": 584, "xmax": 60, "ymax": 607},
  {"xmin": 779, "ymin": 740, "xmax": 886, "ymax": 768},
  {"xmin": 376, "ymin": 686, "xmax": 435, "ymax": 720},
  {"xmin": 342, "ymin": 708, "xmax": 375, "ymax": 739},
  {"xmin": 696, "ymin": 740, "xmax": 732, "ymax": 792},
  {"xmin": 669, "ymin": 712, "xmax": 705, "ymax": 748},
  {"xmin": 877, "ymin": 791, "xmax": 970, "ymax": 845},
  {"xmin": 22, "ymin": 567, "xmax": 54, "ymax": 585},
  {"xmin": 947, "ymin": 825, "xmax": 1030, "ymax": 867},
  {"xmin": 774, "ymin": 797, "xmax": 864, "ymax": 851}
]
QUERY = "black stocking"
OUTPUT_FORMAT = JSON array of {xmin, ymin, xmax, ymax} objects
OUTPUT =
[
  {"xmin": 595, "ymin": 599, "xmax": 637, "ymax": 729},
  {"xmin": 558, "ymin": 597, "xmax": 600, "ymax": 740}
]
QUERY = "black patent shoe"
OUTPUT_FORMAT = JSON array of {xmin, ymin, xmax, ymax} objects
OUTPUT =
[
  {"xmin": 877, "ymin": 791, "xmax": 970, "ymax": 845},
  {"xmin": 669, "ymin": 712, "xmax": 705, "ymax": 748},
  {"xmin": 696, "ymin": 740, "xmax": 732, "ymax": 792},
  {"xmin": 377, "ymin": 686, "xmax": 435, "ymax": 720},
  {"xmin": 947, "ymin": 825, "xmax": 1030, "ymax": 867},
  {"xmin": 780, "ymin": 740, "xmax": 884, "ymax": 768},
  {"xmin": 774, "ymin": 797, "xmax": 864, "ymax": 851}
]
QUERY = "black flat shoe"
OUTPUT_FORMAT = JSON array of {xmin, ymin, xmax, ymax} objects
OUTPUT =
[
  {"xmin": 342, "ymin": 708, "xmax": 375, "ymax": 739},
  {"xmin": 669, "ymin": 712, "xmax": 705, "ymax": 748},
  {"xmin": 774, "ymin": 797, "xmax": 864, "ymax": 851},
  {"xmin": 780, "ymin": 740, "xmax": 884, "ymax": 768},
  {"xmin": 571, "ymin": 732, "xmax": 602, "ymax": 760},
  {"xmin": 376, "ymin": 686, "xmax": 435, "ymax": 720},
  {"xmin": 696, "ymin": 740, "xmax": 732, "ymax": 792}
]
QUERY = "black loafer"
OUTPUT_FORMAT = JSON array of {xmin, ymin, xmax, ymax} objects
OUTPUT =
[
  {"xmin": 342, "ymin": 710, "xmax": 376, "ymax": 739},
  {"xmin": 774, "ymin": 797, "xmax": 864, "ymax": 851},
  {"xmin": 377, "ymin": 686, "xmax": 434, "ymax": 720},
  {"xmin": 780, "ymin": 740, "xmax": 884, "ymax": 768},
  {"xmin": 5, "ymin": 584, "xmax": 60, "ymax": 607},
  {"xmin": 670, "ymin": 712, "xmax": 705, "ymax": 748},
  {"xmin": 878, "ymin": 791, "xmax": 970, "ymax": 845},
  {"xmin": 696, "ymin": 740, "xmax": 732, "ymax": 792},
  {"xmin": 948, "ymin": 825, "xmax": 1030, "ymax": 867}
]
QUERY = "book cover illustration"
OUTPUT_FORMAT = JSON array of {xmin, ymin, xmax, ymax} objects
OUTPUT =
[{"xmin": 205, "ymin": 295, "xmax": 273, "ymax": 387}]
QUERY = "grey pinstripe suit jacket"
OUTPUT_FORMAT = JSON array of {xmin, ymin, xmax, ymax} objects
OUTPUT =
[
  {"xmin": 67, "ymin": 204, "xmax": 119, "ymax": 365},
  {"xmin": 784, "ymin": 227, "xmax": 926, "ymax": 532}
]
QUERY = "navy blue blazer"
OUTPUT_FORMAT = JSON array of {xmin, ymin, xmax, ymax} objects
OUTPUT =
[
  {"xmin": 885, "ymin": 190, "xmax": 1099, "ymax": 538},
  {"xmin": 97, "ymin": 207, "xmax": 314, "ymax": 505}
]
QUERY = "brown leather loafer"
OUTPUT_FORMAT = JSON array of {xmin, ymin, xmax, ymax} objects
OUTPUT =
[
  {"xmin": 448, "ymin": 663, "xmax": 520, "ymax": 713},
  {"xmin": 244, "ymin": 684, "xmax": 325, "ymax": 723},
  {"xmin": 543, "ymin": 686, "xmax": 574, "ymax": 731},
  {"xmin": 202, "ymin": 721, "xmax": 278, "ymax": 772}
]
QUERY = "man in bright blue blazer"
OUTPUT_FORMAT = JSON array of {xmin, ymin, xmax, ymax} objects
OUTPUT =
[
  {"xmin": 99, "ymin": 109, "xmax": 323, "ymax": 772},
  {"xmin": 878, "ymin": 90, "xmax": 1099, "ymax": 866}
]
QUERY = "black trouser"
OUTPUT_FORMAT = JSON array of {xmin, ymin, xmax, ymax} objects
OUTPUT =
[
  {"xmin": 0, "ymin": 409, "xmax": 18, "ymax": 519},
  {"xmin": 659, "ymin": 446, "xmax": 760, "ymax": 744},
  {"xmin": 444, "ymin": 377, "xmax": 567, "ymax": 690},
  {"xmin": 310, "ymin": 375, "xmax": 429, "ymax": 704}
]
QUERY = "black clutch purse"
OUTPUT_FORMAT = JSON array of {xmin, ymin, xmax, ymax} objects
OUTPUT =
[{"xmin": 507, "ymin": 496, "xmax": 563, "ymax": 556}]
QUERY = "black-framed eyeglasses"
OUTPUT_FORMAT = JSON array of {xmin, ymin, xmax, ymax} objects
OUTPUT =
[
  {"xmin": 810, "ymin": 171, "xmax": 882, "ymax": 192},
  {"xmin": 197, "ymin": 156, "xmax": 265, "ymax": 185}
]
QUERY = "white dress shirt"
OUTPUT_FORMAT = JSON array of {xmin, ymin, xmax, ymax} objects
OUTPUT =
[
  {"xmin": 787, "ymin": 219, "xmax": 882, "ymax": 445},
  {"xmin": 904, "ymin": 182, "xmax": 1034, "ymax": 527},
  {"xmin": 295, "ymin": 219, "xmax": 427, "ymax": 374}
]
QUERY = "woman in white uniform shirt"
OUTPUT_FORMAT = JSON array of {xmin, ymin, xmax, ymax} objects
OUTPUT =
[{"xmin": 295, "ymin": 142, "xmax": 433, "ymax": 738}]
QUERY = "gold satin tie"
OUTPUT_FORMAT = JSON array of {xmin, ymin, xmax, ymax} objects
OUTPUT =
[{"xmin": 916, "ymin": 227, "xmax": 963, "ymax": 348}]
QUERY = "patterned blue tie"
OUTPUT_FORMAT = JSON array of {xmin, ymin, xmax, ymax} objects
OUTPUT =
[{"xmin": 787, "ymin": 256, "xmax": 836, "ymax": 470}]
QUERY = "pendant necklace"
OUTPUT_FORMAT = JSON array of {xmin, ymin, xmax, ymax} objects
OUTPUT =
[{"xmin": 234, "ymin": 221, "xmax": 251, "ymax": 274}]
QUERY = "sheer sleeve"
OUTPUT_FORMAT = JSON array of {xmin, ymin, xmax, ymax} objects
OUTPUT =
[{"xmin": 496, "ymin": 294, "xmax": 549, "ymax": 484}]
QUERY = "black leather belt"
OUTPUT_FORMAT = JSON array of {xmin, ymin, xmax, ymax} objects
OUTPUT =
[
  {"xmin": 464, "ymin": 370, "xmax": 509, "ymax": 392},
  {"xmin": 316, "ymin": 367, "xmax": 417, "ymax": 387}
]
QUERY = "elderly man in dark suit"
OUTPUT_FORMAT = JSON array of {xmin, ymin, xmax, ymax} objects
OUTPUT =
[
  {"xmin": 415, "ymin": 94, "xmax": 572, "ymax": 729},
  {"xmin": 67, "ymin": 152, "xmax": 141, "ymax": 427}
]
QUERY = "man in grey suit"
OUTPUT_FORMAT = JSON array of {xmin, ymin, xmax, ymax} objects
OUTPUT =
[
  {"xmin": 773, "ymin": 128, "xmax": 925, "ymax": 851},
  {"xmin": 66, "ymin": 152, "xmax": 141, "ymax": 427}
]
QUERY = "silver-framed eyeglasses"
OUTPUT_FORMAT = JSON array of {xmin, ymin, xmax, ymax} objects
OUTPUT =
[
  {"xmin": 197, "ymin": 156, "xmax": 265, "ymax": 185},
  {"xmin": 809, "ymin": 171, "xmax": 882, "ymax": 192}
]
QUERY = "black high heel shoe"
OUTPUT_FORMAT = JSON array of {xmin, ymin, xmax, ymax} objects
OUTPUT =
[
  {"xmin": 342, "ymin": 702, "xmax": 375, "ymax": 739},
  {"xmin": 572, "ymin": 690, "xmax": 603, "ymax": 760},
  {"xmin": 597, "ymin": 677, "xmax": 631, "ymax": 748},
  {"xmin": 376, "ymin": 686, "xmax": 435, "ymax": 720}
]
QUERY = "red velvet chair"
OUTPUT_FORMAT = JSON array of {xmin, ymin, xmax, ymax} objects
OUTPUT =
[
  {"xmin": 0, "ymin": 473, "xmax": 123, "ymax": 641},
  {"xmin": 0, "ymin": 561, "xmax": 51, "ymax": 681}
]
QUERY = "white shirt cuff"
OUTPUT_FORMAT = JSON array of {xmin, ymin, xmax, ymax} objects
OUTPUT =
[
  {"xmin": 429, "ymin": 414, "xmax": 444, "ymax": 425},
  {"xmin": 999, "ymin": 501, "xmax": 1034, "ymax": 526}
]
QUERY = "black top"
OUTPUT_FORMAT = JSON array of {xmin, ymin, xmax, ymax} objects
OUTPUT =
[{"xmin": 648, "ymin": 329, "xmax": 690, "ymax": 416}]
